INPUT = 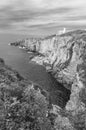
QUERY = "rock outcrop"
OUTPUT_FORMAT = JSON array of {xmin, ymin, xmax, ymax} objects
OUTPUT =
[{"xmin": 10, "ymin": 30, "xmax": 86, "ymax": 130}]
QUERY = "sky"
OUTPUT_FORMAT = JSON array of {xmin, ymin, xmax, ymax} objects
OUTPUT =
[{"xmin": 0, "ymin": 0, "xmax": 86, "ymax": 35}]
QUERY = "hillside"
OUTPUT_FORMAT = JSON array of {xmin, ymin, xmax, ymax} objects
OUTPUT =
[{"xmin": 0, "ymin": 58, "xmax": 54, "ymax": 130}]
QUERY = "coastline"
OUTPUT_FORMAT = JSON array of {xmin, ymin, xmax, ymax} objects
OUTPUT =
[{"xmin": 8, "ymin": 29, "xmax": 86, "ymax": 130}]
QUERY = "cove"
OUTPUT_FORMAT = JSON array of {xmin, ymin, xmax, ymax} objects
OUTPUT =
[{"xmin": 0, "ymin": 34, "xmax": 70, "ymax": 108}]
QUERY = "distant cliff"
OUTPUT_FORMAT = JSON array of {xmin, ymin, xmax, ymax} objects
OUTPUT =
[{"xmin": 10, "ymin": 30, "xmax": 86, "ymax": 130}]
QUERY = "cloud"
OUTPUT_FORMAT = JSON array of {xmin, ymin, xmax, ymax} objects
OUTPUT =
[{"xmin": 0, "ymin": 0, "xmax": 86, "ymax": 35}]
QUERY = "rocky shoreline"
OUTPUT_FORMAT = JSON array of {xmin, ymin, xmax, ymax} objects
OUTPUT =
[{"xmin": 9, "ymin": 29, "xmax": 86, "ymax": 130}]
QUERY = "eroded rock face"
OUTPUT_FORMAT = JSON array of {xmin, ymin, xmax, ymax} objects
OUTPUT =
[{"xmin": 10, "ymin": 30, "xmax": 86, "ymax": 130}]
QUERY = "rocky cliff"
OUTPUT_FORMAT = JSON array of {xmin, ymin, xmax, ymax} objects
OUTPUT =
[{"xmin": 10, "ymin": 30, "xmax": 86, "ymax": 130}]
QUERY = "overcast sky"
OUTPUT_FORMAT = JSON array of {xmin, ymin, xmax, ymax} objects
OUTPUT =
[{"xmin": 0, "ymin": 0, "xmax": 86, "ymax": 35}]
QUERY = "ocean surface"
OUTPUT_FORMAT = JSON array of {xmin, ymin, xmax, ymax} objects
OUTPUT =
[{"xmin": 0, "ymin": 33, "xmax": 70, "ymax": 107}]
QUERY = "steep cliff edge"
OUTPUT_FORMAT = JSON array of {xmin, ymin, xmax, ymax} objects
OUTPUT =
[{"xmin": 10, "ymin": 30, "xmax": 86, "ymax": 130}]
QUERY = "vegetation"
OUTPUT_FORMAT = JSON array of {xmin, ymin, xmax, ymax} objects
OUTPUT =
[{"xmin": 0, "ymin": 59, "xmax": 54, "ymax": 130}]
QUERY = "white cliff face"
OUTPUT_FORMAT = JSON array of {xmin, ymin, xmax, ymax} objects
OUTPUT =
[{"xmin": 31, "ymin": 35, "xmax": 80, "ymax": 89}]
